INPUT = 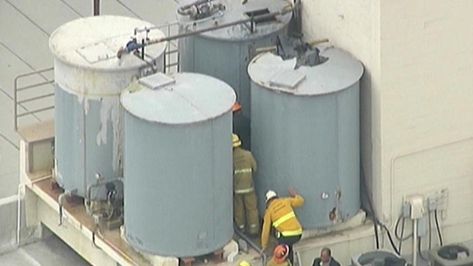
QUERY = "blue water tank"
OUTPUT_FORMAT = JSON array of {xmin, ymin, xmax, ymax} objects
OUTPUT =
[
  {"xmin": 248, "ymin": 46, "xmax": 364, "ymax": 229},
  {"xmin": 121, "ymin": 72, "xmax": 236, "ymax": 257},
  {"xmin": 178, "ymin": 0, "xmax": 292, "ymax": 148}
]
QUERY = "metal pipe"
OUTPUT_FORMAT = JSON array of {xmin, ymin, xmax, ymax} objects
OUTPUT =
[
  {"xmin": 250, "ymin": 17, "xmax": 255, "ymax": 33},
  {"xmin": 85, "ymin": 177, "xmax": 123, "ymax": 215},
  {"xmin": 16, "ymin": 80, "xmax": 55, "ymax": 92},
  {"xmin": 14, "ymin": 77, "xmax": 17, "ymax": 131},
  {"xmin": 18, "ymin": 93, "xmax": 54, "ymax": 104},
  {"xmin": 412, "ymin": 219, "xmax": 418, "ymax": 266},
  {"xmin": 307, "ymin": 38, "xmax": 330, "ymax": 47},
  {"xmin": 17, "ymin": 106, "xmax": 54, "ymax": 117},
  {"xmin": 58, "ymin": 192, "xmax": 67, "ymax": 226},
  {"xmin": 141, "ymin": 39, "xmax": 145, "ymax": 60},
  {"xmin": 166, "ymin": 50, "xmax": 179, "ymax": 54},
  {"xmin": 16, "ymin": 184, "xmax": 22, "ymax": 245},
  {"xmin": 166, "ymin": 62, "xmax": 179, "ymax": 67},
  {"xmin": 93, "ymin": 0, "xmax": 100, "ymax": 16},
  {"xmin": 255, "ymin": 46, "xmax": 277, "ymax": 54},
  {"xmin": 86, "ymin": 177, "xmax": 123, "ymax": 202},
  {"xmin": 163, "ymin": 47, "xmax": 167, "ymax": 74},
  {"xmin": 151, "ymin": 10, "xmax": 287, "ymax": 44},
  {"xmin": 14, "ymin": 67, "xmax": 54, "ymax": 80},
  {"xmin": 134, "ymin": 21, "xmax": 180, "ymax": 34},
  {"xmin": 118, "ymin": 8, "xmax": 293, "ymax": 57},
  {"xmin": 234, "ymin": 227, "xmax": 266, "ymax": 266}
]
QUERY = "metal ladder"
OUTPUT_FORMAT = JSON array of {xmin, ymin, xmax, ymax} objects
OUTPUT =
[{"xmin": 159, "ymin": 21, "xmax": 180, "ymax": 74}]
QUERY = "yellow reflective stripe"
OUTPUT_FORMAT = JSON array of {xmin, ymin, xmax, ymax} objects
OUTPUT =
[
  {"xmin": 234, "ymin": 168, "xmax": 252, "ymax": 174},
  {"xmin": 235, "ymin": 187, "xmax": 254, "ymax": 194},
  {"xmin": 272, "ymin": 212, "xmax": 295, "ymax": 227},
  {"xmin": 281, "ymin": 229, "xmax": 302, "ymax": 236}
]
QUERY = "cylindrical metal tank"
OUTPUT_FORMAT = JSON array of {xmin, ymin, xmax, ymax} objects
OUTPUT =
[
  {"xmin": 121, "ymin": 72, "xmax": 236, "ymax": 257},
  {"xmin": 177, "ymin": 0, "xmax": 292, "ymax": 148},
  {"xmin": 248, "ymin": 46, "xmax": 364, "ymax": 229},
  {"xmin": 50, "ymin": 16, "xmax": 166, "ymax": 197}
]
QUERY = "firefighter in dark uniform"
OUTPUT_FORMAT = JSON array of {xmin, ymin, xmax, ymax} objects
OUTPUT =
[{"xmin": 233, "ymin": 133, "xmax": 259, "ymax": 235}]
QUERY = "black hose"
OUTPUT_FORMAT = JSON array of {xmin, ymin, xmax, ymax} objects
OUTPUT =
[
  {"xmin": 381, "ymin": 223, "xmax": 400, "ymax": 255},
  {"xmin": 418, "ymin": 237, "xmax": 430, "ymax": 261},
  {"xmin": 374, "ymin": 219, "xmax": 380, "ymax": 250},
  {"xmin": 394, "ymin": 215, "xmax": 412, "ymax": 241},
  {"xmin": 360, "ymin": 165, "xmax": 380, "ymax": 249},
  {"xmin": 394, "ymin": 215, "xmax": 402, "ymax": 238},
  {"xmin": 360, "ymin": 165, "xmax": 400, "ymax": 255},
  {"xmin": 397, "ymin": 216, "xmax": 405, "ymax": 254},
  {"xmin": 434, "ymin": 210, "xmax": 443, "ymax": 246},
  {"xmin": 428, "ymin": 211, "xmax": 432, "ymax": 250}
]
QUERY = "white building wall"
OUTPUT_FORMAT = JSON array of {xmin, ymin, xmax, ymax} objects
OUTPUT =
[
  {"xmin": 302, "ymin": 0, "xmax": 473, "ymax": 254},
  {"xmin": 301, "ymin": 0, "xmax": 383, "ymax": 220}
]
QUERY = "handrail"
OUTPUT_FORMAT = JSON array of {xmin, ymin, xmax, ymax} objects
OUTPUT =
[
  {"xmin": 18, "ymin": 93, "xmax": 54, "ymax": 104},
  {"xmin": 17, "ymin": 106, "xmax": 54, "ymax": 118},
  {"xmin": 14, "ymin": 67, "xmax": 55, "ymax": 131},
  {"xmin": 17, "ymin": 80, "xmax": 54, "ymax": 92}
]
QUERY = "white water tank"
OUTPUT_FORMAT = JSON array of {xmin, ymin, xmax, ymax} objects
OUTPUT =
[{"xmin": 50, "ymin": 16, "xmax": 166, "ymax": 198}]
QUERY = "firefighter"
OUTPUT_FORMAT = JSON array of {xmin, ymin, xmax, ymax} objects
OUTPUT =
[
  {"xmin": 240, "ymin": 260, "xmax": 251, "ymax": 266},
  {"xmin": 267, "ymin": 244, "xmax": 292, "ymax": 266},
  {"xmin": 261, "ymin": 188, "xmax": 304, "ymax": 263},
  {"xmin": 233, "ymin": 133, "xmax": 259, "ymax": 235}
]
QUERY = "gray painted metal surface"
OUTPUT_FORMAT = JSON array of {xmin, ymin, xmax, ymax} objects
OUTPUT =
[
  {"xmin": 54, "ymin": 88, "xmax": 118, "ymax": 197},
  {"xmin": 178, "ymin": 0, "xmax": 291, "ymax": 148},
  {"xmin": 50, "ymin": 16, "xmax": 166, "ymax": 197},
  {"xmin": 122, "ymin": 72, "xmax": 235, "ymax": 257},
  {"xmin": 248, "ymin": 47, "xmax": 364, "ymax": 229}
]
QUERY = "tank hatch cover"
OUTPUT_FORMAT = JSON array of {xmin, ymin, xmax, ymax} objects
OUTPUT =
[
  {"xmin": 138, "ymin": 73, "xmax": 176, "ymax": 90},
  {"xmin": 269, "ymin": 70, "xmax": 306, "ymax": 90},
  {"xmin": 77, "ymin": 42, "xmax": 116, "ymax": 64}
]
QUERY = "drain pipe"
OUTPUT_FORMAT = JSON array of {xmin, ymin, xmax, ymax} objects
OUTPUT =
[
  {"xmin": 234, "ymin": 226, "xmax": 267, "ymax": 266},
  {"xmin": 412, "ymin": 219, "xmax": 418, "ymax": 266},
  {"xmin": 16, "ymin": 184, "xmax": 23, "ymax": 245}
]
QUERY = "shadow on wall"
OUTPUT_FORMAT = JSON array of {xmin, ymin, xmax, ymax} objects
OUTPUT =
[{"xmin": 359, "ymin": 69, "xmax": 373, "ymax": 215}]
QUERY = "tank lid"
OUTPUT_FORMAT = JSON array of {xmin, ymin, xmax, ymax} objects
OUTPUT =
[
  {"xmin": 121, "ymin": 72, "xmax": 236, "ymax": 124},
  {"xmin": 248, "ymin": 46, "xmax": 364, "ymax": 96},
  {"xmin": 49, "ymin": 16, "xmax": 166, "ymax": 71},
  {"xmin": 176, "ymin": 0, "xmax": 291, "ymax": 41}
]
